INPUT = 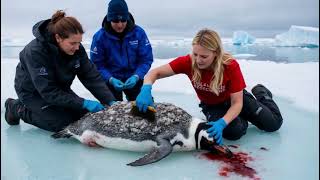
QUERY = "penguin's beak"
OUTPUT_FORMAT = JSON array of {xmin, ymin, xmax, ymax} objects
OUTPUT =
[{"xmin": 212, "ymin": 145, "xmax": 234, "ymax": 158}]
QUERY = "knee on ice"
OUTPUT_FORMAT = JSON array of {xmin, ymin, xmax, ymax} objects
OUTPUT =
[{"xmin": 262, "ymin": 117, "xmax": 283, "ymax": 132}]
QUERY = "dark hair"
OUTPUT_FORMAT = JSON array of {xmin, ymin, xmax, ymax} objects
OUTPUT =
[{"xmin": 48, "ymin": 10, "xmax": 84, "ymax": 39}]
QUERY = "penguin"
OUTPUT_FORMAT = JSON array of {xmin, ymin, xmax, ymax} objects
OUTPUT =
[{"xmin": 52, "ymin": 101, "xmax": 233, "ymax": 166}]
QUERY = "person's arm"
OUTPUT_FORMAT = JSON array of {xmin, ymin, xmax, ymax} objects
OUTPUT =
[
  {"xmin": 123, "ymin": 30, "xmax": 153, "ymax": 89},
  {"xmin": 223, "ymin": 60, "xmax": 245, "ymax": 124},
  {"xmin": 90, "ymin": 32, "xmax": 112, "ymax": 81},
  {"xmin": 22, "ymin": 48, "xmax": 84, "ymax": 110},
  {"xmin": 206, "ymin": 90, "xmax": 244, "ymax": 145},
  {"xmin": 134, "ymin": 28, "xmax": 153, "ymax": 79},
  {"xmin": 222, "ymin": 90, "xmax": 243, "ymax": 124},
  {"xmin": 135, "ymin": 64, "xmax": 175, "ymax": 112},
  {"xmin": 77, "ymin": 45, "xmax": 115, "ymax": 105},
  {"xmin": 143, "ymin": 64, "xmax": 176, "ymax": 84}
]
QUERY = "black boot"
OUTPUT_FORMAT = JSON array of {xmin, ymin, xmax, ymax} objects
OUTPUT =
[
  {"xmin": 249, "ymin": 84, "xmax": 283, "ymax": 132},
  {"xmin": 4, "ymin": 98, "xmax": 22, "ymax": 125},
  {"xmin": 251, "ymin": 84, "xmax": 273, "ymax": 101}
]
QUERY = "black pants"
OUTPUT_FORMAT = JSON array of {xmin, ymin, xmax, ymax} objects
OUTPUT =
[
  {"xmin": 200, "ymin": 89, "xmax": 283, "ymax": 141},
  {"xmin": 16, "ymin": 97, "xmax": 87, "ymax": 132},
  {"xmin": 107, "ymin": 79, "xmax": 144, "ymax": 101}
]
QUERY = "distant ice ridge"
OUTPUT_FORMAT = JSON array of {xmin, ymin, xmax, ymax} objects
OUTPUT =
[
  {"xmin": 1, "ymin": 37, "xmax": 29, "ymax": 47},
  {"xmin": 150, "ymin": 38, "xmax": 192, "ymax": 48},
  {"xmin": 233, "ymin": 54, "xmax": 257, "ymax": 58},
  {"xmin": 275, "ymin": 25, "xmax": 319, "ymax": 47},
  {"xmin": 232, "ymin": 31, "xmax": 256, "ymax": 45}
]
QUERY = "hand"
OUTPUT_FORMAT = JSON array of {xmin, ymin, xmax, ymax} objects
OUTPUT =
[
  {"xmin": 136, "ymin": 84, "xmax": 154, "ymax": 112},
  {"xmin": 124, "ymin": 75, "xmax": 139, "ymax": 89},
  {"xmin": 206, "ymin": 118, "xmax": 227, "ymax": 145},
  {"xmin": 109, "ymin": 77, "xmax": 124, "ymax": 91},
  {"xmin": 83, "ymin": 99, "xmax": 105, "ymax": 112}
]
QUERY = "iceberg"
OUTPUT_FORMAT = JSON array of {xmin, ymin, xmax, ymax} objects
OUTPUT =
[
  {"xmin": 232, "ymin": 31, "xmax": 256, "ymax": 45},
  {"xmin": 274, "ymin": 25, "xmax": 319, "ymax": 47}
]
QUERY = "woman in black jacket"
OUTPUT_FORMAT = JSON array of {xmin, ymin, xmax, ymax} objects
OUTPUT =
[{"xmin": 4, "ymin": 10, "xmax": 115, "ymax": 132}]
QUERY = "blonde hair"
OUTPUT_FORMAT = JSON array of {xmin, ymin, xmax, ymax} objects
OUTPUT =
[{"xmin": 191, "ymin": 28, "xmax": 234, "ymax": 95}]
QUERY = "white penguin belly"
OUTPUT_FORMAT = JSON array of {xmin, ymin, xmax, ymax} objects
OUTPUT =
[{"xmin": 75, "ymin": 130, "xmax": 157, "ymax": 152}]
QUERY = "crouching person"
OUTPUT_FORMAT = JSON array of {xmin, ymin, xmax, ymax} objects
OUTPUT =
[
  {"xmin": 4, "ymin": 10, "xmax": 115, "ymax": 132},
  {"xmin": 135, "ymin": 28, "xmax": 283, "ymax": 145}
]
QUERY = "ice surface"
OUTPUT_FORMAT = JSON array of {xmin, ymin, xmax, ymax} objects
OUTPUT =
[
  {"xmin": 275, "ymin": 25, "xmax": 319, "ymax": 47},
  {"xmin": 1, "ymin": 58, "xmax": 319, "ymax": 179},
  {"xmin": 232, "ymin": 31, "xmax": 256, "ymax": 45},
  {"xmin": 1, "ymin": 93, "xmax": 319, "ymax": 180}
]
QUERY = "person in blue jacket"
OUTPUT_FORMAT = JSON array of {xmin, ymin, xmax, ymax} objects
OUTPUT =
[{"xmin": 90, "ymin": 0, "xmax": 153, "ymax": 101}]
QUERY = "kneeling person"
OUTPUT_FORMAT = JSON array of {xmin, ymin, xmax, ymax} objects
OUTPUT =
[{"xmin": 5, "ymin": 10, "xmax": 115, "ymax": 132}]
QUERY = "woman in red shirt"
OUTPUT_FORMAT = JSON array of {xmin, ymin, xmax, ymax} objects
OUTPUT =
[{"xmin": 135, "ymin": 29, "xmax": 282, "ymax": 145}]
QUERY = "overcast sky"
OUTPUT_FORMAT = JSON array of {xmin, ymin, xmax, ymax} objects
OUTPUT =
[{"xmin": 1, "ymin": 0, "xmax": 319, "ymax": 38}]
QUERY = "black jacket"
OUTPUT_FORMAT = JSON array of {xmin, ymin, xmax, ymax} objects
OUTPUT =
[{"xmin": 14, "ymin": 19, "xmax": 115, "ymax": 110}]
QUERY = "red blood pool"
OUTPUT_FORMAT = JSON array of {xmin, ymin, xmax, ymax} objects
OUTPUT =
[{"xmin": 201, "ymin": 151, "xmax": 260, "ymax": 180}]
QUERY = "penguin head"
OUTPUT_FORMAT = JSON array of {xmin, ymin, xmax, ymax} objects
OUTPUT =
[
  {"xmin": 195, "ymin": 122, "xmax": 216, "ymax": 151},
  {"xmin": 195, "ymin": 122, "xmax": 233, "ymax": 158}
]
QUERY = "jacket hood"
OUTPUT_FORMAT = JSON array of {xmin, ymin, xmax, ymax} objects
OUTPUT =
[{"xmin": 32, "ymin": 19, "xmax": 53, "ymax": 43}]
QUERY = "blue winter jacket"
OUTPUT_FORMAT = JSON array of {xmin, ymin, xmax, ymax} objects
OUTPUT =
[{"xmin": 90, "ymin": 14, "xmax": 153, "ymax": 82}]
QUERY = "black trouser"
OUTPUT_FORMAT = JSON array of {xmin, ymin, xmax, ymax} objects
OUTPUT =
[
  {"xmin": 16, "ymin": 97, "xmax": 87, "ymax": 132},
  {"xmin": 107, "ymin": 79, "xmax": 144, "ymax": 101},
  {"xmin": 200, "ymin": 89, "xmax": 283, "ymax": 141}
]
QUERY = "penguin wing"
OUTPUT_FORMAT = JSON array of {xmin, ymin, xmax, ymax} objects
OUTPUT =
[{"xmin": 127, "ymin": 134, "xmax": 173, "ymax": 166}]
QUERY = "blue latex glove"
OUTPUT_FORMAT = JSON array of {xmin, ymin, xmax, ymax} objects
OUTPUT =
[
  {"xmin": 83, "ymin": 99, "xmax": 105, "ymax": 112},
  {"xmin": 136, "ymin": 84, "xmax": 154, "ymax": 112},
  {"xmin": 109, "ymin": 77, "xmax": 124, "ymax": 91},
  {"xmin": 124, "ymin": 75, "xmax": 139, "ymax": 89},
  {"xmin": 206, "ymin": 118, "xmax": 227, "ymax": 145}
]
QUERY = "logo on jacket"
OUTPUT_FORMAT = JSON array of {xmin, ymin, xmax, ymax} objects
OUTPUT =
[
  {"xmin": 74, "ymin": 60, "xmax": 80, "ymax": 69},
  {"xmin": 145, "ymin": 39, "xmax": 150, "ymax": 46},
  {"xmin": 129, "ymin": 40, "xmax": 138, "ymax": 46},
  {"xmin": 91, "ymin": 46, "xmax": 98, "ymax": 54},
  {"xmin": 38, "ymin": 67, "xmax": 48, "ymax": 76}
]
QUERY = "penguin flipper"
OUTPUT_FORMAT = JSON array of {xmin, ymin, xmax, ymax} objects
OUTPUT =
[{"xmin": 127, "ymin": 136, "xmax": 173, "ymax": 166}]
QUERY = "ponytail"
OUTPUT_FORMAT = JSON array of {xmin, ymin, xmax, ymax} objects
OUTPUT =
[{"xmin": 48, "ymin": 10, "xmax": 84, "ymax": 39}]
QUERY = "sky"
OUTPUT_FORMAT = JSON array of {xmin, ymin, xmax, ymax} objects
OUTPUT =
[{"xmin": 1, "ymin": 0, "xmax": 319, "ymax": 38}]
